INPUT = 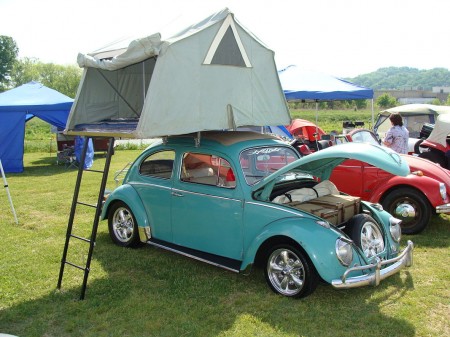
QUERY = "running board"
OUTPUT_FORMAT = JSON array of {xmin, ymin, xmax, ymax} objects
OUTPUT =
[{"xmin": 147, "ymin": 239, "xmax": 242, "ymax": 273}]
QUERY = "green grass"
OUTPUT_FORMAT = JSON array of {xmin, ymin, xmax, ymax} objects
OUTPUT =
[{"xmin": 0, "ymin": 110, "xmax": 449, "ymax": 336}]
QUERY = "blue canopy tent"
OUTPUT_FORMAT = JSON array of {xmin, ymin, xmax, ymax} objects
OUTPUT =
[
  {"xmin": 0, "ymin": 82, "xmax": 73, "ymax": 173},
  {"xmin": 278, "ymin": 65, "xmax": 375, "ymax": 127}
]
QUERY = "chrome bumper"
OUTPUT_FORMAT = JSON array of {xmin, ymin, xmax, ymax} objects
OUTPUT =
[
  {"xmin": 332, "ymin": 240, "xmax": 414, "ymax": 289},
  {"xmin": 436, "ymin": 203, "xmax": 450, "ymax": 214}
]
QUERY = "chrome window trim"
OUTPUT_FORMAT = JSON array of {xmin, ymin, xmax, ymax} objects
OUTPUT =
[{"xmin": 245, "ymin": 201, "xmax": 304, "ymax": 217}]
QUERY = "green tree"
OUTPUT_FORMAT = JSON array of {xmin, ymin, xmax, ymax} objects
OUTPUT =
[
  {"xmin": 376, "ymin": 93, "xmax": 397, "ymax": 109},
  {"xmin": 0, "ymin": 35, "xmax": 19, "ymax": 92},
  {"xmin": 354, "ymin": 99, "xmax": 368, "ymax": 110},
  {"xmin": 11, "ymin": 58, "xmax": 82, "ymax": 97}
]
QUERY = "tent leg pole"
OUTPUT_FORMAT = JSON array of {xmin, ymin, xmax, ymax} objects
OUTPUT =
[
  {"xmin": 0, "ymin": 159, "xmax": 18, "ymax": 224},
  {"xmin": 315, "ymin": 101, "xmax": 319, "ymax": 150},
  {"xmin": 371, "ymin": 99, "xmax": 374, "ymax": 129}
]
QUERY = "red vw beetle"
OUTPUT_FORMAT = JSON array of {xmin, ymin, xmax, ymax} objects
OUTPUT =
[{"xmin": 330, "ymin": 128, "xmax": 450, "ymax": 234}]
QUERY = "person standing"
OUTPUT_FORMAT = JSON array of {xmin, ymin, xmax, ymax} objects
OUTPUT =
[{"xmin": 383, "ymin": 113, "xmax": 409, "ymax": 154}]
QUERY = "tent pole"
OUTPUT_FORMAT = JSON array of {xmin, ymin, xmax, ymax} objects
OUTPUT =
[
  {"xmin": 0, "ymin": 159, "xmax": 18, "ymax": 224},
  {"xmin": 371, "ymin": 99, "xmax": 374, "ymax": 129},
  {"xmin": 315, "ymin": 100, "xmax": 319, "ymax": 150}
]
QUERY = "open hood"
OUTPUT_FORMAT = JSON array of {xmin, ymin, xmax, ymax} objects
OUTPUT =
[{"xmin": 252, "ymin": 143, "xmax": 410, "ymax": 197}]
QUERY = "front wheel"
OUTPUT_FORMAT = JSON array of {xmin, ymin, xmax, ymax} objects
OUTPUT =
[
  {"xmin": 108, "ymin": 201, "xmax": 141, "ymax": 247},
  {"xmin": 346, "ymin": 214, "xmax": 385, "ymax": 259},
  {"xmin": 381, "ymin": 187, "xmax": 431, "ymax": 234},
  {"xmin": 264, "ymin": 244, "xmax": 318, "ymax": 298}
]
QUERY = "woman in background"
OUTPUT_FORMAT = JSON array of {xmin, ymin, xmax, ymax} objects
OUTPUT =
[{"xmin": 383, "ymin": 113, "xmax": 409, "ymax": 154}]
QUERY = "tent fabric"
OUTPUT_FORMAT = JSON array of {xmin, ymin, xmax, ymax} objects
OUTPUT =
[
  {"xmin": 66, "ymin": 8, "xmax": 291, "ymax": 138},
  {"xmin": 0, "ymin": 81, "xmax": 73, "ymax": 173},
  {"xmin": 278, "ymin": 65, "xmax": 374, "ymax": 101}
]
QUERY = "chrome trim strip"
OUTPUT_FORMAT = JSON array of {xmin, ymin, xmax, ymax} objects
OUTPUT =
[
  {"xmin": 146, "ymin": 241, "xmax": 241, "ymax": 273},
  {"xmin": 245, "ymin": 201, "xmax": 304, "ymax": 217},
  {"xmin": 131, "ymin": 182, "xmax": 172, "ymax": 190},
  {"xmin": 331, "ymin": 240, "xmax": 414, "ymax": 289},
  {"xmin": 436, "ymin": 203, "xmax": 450, "ymax": 213},
  {"xmin": 171, "ymin": 188, "xmax": 241, "ymax": 202}
]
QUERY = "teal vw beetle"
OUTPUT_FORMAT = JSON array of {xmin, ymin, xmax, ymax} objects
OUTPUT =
[{"xmin": 102, "ymin": 131, "xmax": 414, "ymax": 298}]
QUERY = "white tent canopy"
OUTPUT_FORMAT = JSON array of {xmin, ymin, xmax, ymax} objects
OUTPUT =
[{"xmin": 66, "ymin": 8, "xmax": 290, "ymax": 138}]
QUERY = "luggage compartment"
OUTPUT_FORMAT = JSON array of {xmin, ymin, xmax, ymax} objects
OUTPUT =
[{"xmin": 288, "ymin": 194, "xmax": 361, "ymax": 226}]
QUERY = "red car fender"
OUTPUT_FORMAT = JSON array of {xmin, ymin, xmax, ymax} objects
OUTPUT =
[
  {"xmin": 368, "ymin": 174, "xmax": 448, "ymax": 208},
  {"xmin": 420, "ymin": 139, "xmax": 449, "ymax": 153}
]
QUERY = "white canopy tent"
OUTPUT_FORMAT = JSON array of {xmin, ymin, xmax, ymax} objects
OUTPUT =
[{"xmin": 66, "ymin": 8, "xmax": 290, "ymax": 138}]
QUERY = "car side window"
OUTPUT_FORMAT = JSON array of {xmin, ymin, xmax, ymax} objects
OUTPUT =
[
  {"xmin": 139, "ymin": 150, "xmax": 175, "ymax": 179},
  {"xmin": 181, "ymin": 152, "xmax": 236, "ymax": 188}
]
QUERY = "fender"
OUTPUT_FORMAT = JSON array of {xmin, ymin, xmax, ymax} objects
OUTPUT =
[
  {"xmin": 101, "ymin": 184, "xmax": 149, "ymax": 230},
  {"xmin": 367, "ymin": 174, "xmax": 447, "ymax": 207},
  {"xmin": 241, "ymin": 217, "xmax": 353, "ymax": 283},
  {"xmin": 420, "ymin": 139, "xmax": 447, "ymax": 153}
]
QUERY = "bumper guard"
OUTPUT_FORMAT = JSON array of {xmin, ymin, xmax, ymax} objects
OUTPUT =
[
  {"xmin": 436, "ymin": 203, "xmax": 450, "ymax": 214},
  {"xmin": 332, "ymin": 240, "xmax": 414, "ymax": 289}
]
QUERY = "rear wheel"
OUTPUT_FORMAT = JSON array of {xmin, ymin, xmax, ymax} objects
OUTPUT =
[
  {"xmin": 381, "ymin": 187, "xmax": 431, "ymax": 234},
  {"xmin": 264, "ymin": 244, "xmax": 318, "ymax": 298},
  {"xmin": 346, "ymin": 214, "xmax": 385, "ymax": 259},
  {"xmin": 108, "ymin": 201, "xmax": 141, "ymax": 247}
]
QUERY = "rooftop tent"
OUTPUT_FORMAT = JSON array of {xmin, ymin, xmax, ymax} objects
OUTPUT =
[
  {"xmin": 0, "ymin": 82, "xmax": 73, "ymax": 173},
  {"xmin": 66, "ymin": 8, "xmax": 291, "ymax": 138}
]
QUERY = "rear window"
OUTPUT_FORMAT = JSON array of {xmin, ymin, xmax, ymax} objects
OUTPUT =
[{"xmin": 139, "ymin": 150, "xmax": 175, "ymax": 179}]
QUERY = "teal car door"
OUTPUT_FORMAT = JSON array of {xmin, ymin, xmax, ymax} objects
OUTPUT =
[
  {"xmin": 171, "ymin": 152, "xmax": 244, "ymax": 260},
  {"xmin": 132, "ymin": 149, "xmax": 175, "ymax": 241}
]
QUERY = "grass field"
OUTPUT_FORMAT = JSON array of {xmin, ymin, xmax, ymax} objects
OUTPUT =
[{"xmin": 0, "ymin": 110, "xmax": 449, "ymax": 337}]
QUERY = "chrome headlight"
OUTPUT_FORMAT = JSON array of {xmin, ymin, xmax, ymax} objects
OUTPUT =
[
  {"xmin": 389, "ymin": 217, "xmax": 402, "ymax": 243},
  {"xmin": 335, "ymin": 238, "xmax": 353, "ymax": 266},
  {"xmin": 439, "ymin": 183, "xmax": 446, "ymax": 200}
]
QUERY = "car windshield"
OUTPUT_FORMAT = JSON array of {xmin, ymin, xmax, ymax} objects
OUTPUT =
[
  {"xmin": 239, "ymin": 146, "xmax": 299, "ymax": 185},
  {"xmin": 351, "ymin": 130, "xmax": 380, "ymax": 146}
]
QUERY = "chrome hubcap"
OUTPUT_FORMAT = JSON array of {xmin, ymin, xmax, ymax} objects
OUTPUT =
[
  {"xmin": 360, "ymin": 222, "xmax": 385, "ymax": 258},
  {"xmin": 393, "ymin": 202, "xmax": 416, "ymax": 225},
  {"xmin": 113, "ymin": 207, "xmax": 134, "ymax": 242},
  {"xmin": 267, "ymin": 249, "xmax": 305, "ymax": 296}
]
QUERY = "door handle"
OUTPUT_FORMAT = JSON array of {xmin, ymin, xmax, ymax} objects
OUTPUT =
[{"xmin": 172, "ymin": 191, "xmax": 184, "ymax": 197}]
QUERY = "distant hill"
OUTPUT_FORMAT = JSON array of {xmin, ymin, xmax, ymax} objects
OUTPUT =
[{"xmin": 348, "ymin": 67, "xmax": 450, "ymax": 90}]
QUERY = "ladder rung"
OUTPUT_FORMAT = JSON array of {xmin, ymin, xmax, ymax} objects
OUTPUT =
[
  {"xmin": 65, "ymin": 261, "xmax": 89, "ymax": 271},
  {"xmin": 76, "ymin": 201, "xmax": 97, "ymax": 208},
  {"xmin": 70, "ymin": 234, "xmax": 92, "ymax": 243},
  {"xmin": 86, "ymin": 169, "xmax": 105, "ymax": 174}
]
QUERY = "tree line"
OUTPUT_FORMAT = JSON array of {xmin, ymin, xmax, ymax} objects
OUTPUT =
[
  {"xmin": 349, "ymin": 67, "xmax": 450, "ymax": 91},
  {"xmin": 0, "ymin": 35, "xmax": 82, "ymax": 97}
]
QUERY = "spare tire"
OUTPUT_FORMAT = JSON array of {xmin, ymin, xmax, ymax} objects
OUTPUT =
[
  {"xmin": 413, "ymin": 139, "xmax": 424, "ymax": 154},
  {"xmin": 345, "ymin": 214, "xmax": 385, "ymax": 259}
]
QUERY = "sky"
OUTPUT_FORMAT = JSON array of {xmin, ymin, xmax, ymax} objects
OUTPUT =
[{"xmin": 1, "ymin": 0, "xmax": 449, "ymax": 78}]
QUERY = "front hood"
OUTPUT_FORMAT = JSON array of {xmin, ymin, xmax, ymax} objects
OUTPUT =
[{"xmin": 252, "ymin": 142, "xmax": 410, "ymax": 193}]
